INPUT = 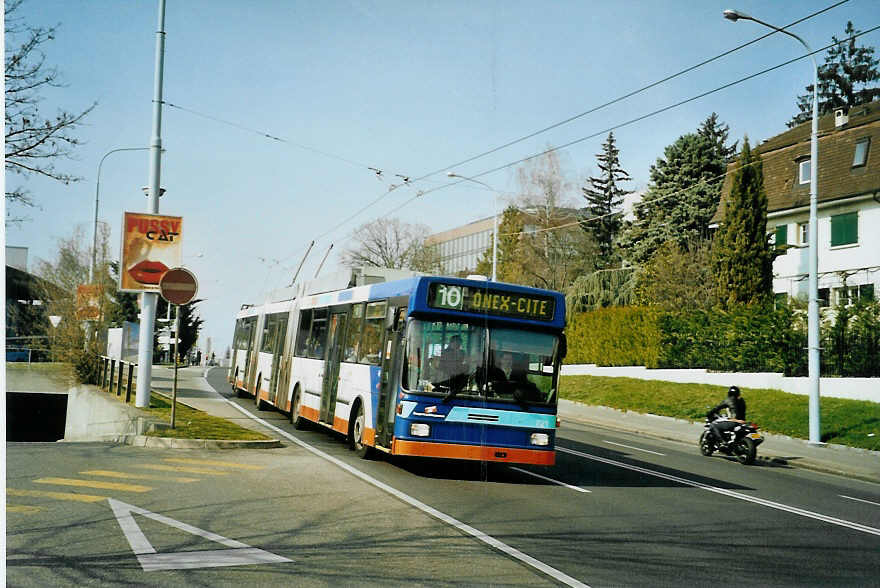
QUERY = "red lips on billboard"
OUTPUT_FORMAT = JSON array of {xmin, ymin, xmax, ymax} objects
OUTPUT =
[{"xmin": 128, "ymin": 260, "xmax": 169, "ymax": 285}]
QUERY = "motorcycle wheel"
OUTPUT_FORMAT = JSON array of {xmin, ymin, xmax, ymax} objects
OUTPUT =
[
  {"xmin": 734, "ymin": 437, "xmax": 757, "ymax": 465},
  {"xmin": 699, "ymin": 431, "xmax": 714, "ymax": 456}
]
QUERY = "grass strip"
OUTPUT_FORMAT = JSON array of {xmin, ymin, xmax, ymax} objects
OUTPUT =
[
  {"xmin": 139, "ymin": 393, "xmax": 273, "ymax": 441},
  {"xmin": 561, "ymin": 375, "xmax": 880, "ymax": 452}
]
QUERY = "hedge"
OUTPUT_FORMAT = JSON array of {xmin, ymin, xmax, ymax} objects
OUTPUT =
[{"xmin": 564, "ymin": 300, "xmax": 880, "ymax": 377}]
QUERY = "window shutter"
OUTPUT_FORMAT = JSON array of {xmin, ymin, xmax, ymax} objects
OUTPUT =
[
  {"xmin": 831, "ymin": 212, "xmax": 858, "ymax": 246},
  {"xmin": 775, "ymin": 225, "xmax": 788, "ymax": 246}
]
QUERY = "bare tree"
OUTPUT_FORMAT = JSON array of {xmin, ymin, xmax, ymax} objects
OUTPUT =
[
  {"xmin": 509, "ymin": 150, "xmax": 598, "ymax": 291},
  {"xmin": 340, "ymin": 217, "xmax": 441, "ymax": 273},
  {"xmin": 5, "ymin": 0, "xmax": 95, "ymax": 224}
]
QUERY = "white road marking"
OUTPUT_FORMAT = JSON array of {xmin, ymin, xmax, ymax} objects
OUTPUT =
[
  {"xmin": 840, "ymin": 495, "xmax": 880, "ymax": 508},
  {"xmin": 108, "ymin": 498, "xmax": 291, "ymax": 571},
  {"xmin": 602, "ymin": 440, "xmax": 665, "ymax": 456},
  {"xmin": 510, "ymin": 467, "xmax": 591, "ymax": 493},
  {"xmin": 223, "ymin": 398, "xmax": 590, "ymax": 588},
  {"xmin": 558, "ymin": 446, "xmax": 880, "ymax": 537}
]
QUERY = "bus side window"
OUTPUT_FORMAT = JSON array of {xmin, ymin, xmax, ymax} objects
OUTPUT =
[
  {"xmin": 344, "ymin": 304, "xmax": 364, "ymax": 363},
  {"xmin": 294, "ymin": 309, "xmax": 313, "ymax": 357},
  {"xmin": 309, "ymin": 309, "xmax": 329, "ymax": 359}
]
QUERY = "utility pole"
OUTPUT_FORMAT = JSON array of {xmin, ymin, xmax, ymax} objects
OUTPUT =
[{"xmin": 135, "ymin": 0, "xmax": 167, "ymax": 408}]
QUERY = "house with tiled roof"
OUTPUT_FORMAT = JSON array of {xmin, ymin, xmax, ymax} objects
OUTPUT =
[{"xmin": 713, "ymin": 101, "xmax": 880, "ymax": 306}]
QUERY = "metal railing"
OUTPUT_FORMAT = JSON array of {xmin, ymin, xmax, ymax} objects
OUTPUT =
[
  {"xmin": 6, "ymin": 336, "xmax": 50, "ymax": 364},
  {"xmin": 99, "ymin": 356, "xmax": 137, "ymax": 404}
]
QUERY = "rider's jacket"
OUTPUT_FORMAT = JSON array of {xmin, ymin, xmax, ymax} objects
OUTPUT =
[{"xmin": 708, "ymin": 396, "xmax": 746, "ymax": 420}]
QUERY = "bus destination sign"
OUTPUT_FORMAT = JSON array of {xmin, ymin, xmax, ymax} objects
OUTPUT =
[{"xmin": 428, "ymin": 283, "xmax": 555, "ymax": 321}]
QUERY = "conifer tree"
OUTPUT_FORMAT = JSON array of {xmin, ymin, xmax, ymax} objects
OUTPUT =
[
  {"xmin": 789, "ymin": 21, "xmax": 880, "ymax": 127},
  {"xmin": 713, "ymin": 138, "xmax": 773, "ymax": 307},
  {"xmin": 698, "ymin": 112, "xmax": 737, "ymax": 164},
  {"xmin": 619, "ymin": 131, "xmax": 724, "ymax": 265},
  {"xmin": 581, "ymin": 132, "xmax": 632, "ymax": 268}
]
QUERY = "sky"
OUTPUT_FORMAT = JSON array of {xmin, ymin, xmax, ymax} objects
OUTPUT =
[{"xmin": 5, "ymin": 0, "xmax": 879, "ymax": 356}]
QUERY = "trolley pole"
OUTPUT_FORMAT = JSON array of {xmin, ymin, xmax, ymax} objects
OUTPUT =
[{"xmin": 135, "ymin": 0, "xmax": 167, "ymax": 408}]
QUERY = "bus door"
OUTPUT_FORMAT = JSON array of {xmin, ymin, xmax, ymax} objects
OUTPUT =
[
  {"xmin": 268, "ymin": 317, "xmax": 288, "ymax": 403},
  {"xmin": 320, "ymin": 310, "xmax": 348, "ymax": 425},
  {"xmin": 376, "ymin": 306, "xmax": 406, "ymax": 448},
  {"xmin": 244, "ymin": 318, "xmax": 259, "ymax": 393}
]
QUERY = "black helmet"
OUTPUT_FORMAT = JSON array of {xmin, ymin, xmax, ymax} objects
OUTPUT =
[{"xmin": 728, "ymin": 385, "xmax": 741, "ymax": 397}]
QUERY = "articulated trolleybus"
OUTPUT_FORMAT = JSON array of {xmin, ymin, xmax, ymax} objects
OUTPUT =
[{"xmin": 230, "ymin": 274, "xmax": 566, "ymax": 466}]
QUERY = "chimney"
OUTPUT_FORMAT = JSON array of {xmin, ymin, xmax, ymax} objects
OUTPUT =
[{"xmin": 834, "ymin": 108, "xmax": 849, "ymax": 128}]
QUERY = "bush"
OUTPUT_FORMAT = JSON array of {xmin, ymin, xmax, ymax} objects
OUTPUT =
[
  {"xmin": 657, "ymin": 303, "xmax": 799, "ymax": 374},
  {"xmin": 566, "ymin": 306, "xmax": 661, "ymax": 366},
  {"xmin": 822, "ymin": 299, "xmax": 880, "ymax": 377}
]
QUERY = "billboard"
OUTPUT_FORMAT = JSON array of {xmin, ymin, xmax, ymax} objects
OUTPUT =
[{"xmin": 119, "ymin": 212, "xmax": 183, "ymax": 292}]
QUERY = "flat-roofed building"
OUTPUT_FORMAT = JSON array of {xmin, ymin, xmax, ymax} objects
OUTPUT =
[{"xmin": 425, "ymin": 216, "xmax": 494, "ymax": 276}]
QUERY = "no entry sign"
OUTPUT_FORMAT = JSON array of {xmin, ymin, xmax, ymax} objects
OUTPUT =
[{"xmin": 159, "ymin": 267, "xmax": 198, "ymax": 305}]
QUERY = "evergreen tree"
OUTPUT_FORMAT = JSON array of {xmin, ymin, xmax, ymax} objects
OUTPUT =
[
  {"xmin": 790, "ymin": 21, "xmax": 880, "ymax": 127},
  {"xmin": 713, "ymin": 138, "xmax": 773, "ymax": 307},
  {"xmin": 619, "ymin": 131, "xmax": 725, "ymax": 265},
  {"xmin": 581, "ymin": 132, "xmax": 632, "ymax": 268},
  {"xmin": 698, "ymin": 112, "xmax": 737, "ymax": 164}
]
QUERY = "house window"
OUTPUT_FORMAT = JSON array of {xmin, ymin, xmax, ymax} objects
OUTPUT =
[
  {"xmin": 774, "ymin": 224, "xmax": 788, "ymax": 248},
  {"xmin": 798, "ymin": 159, "xmax": 810, "ymax": 184},
  {"xmin": 853, "ymin": 138, "xmax": 870, "ymax": 168},
  {"xmin": 830, "ymin": 212, "xmax": 858, "ymax": 247},
  {"xmin": 818, "ymin": 288, "xmax": 830, "ymax": 308},
  {"xmin": 833, "ymin": 286, "xmax": 858, "ymax": 307},
  {"xmin": 859, "ymin": 284, "xmax": 875, "ymax": 301},
  {"xmin": 798, "ymin": 222, "xmax": 809, "ymax": 245}
]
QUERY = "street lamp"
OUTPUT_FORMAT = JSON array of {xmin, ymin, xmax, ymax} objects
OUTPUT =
[
  {"xmin": 91, "ymin": 147, "xmax": 150, "ymax": 283},
  {"xmin": 724, "ymin": 9, "xmax": 822, "ymax": 445},
  {"xmin": 447, "ymin": 172, "xmax": 499, "ymax": 282}
]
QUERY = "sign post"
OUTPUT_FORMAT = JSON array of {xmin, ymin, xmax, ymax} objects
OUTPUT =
[{"xmin": 158, "ymin": 268, "xmax": 198, "ymax": 429}]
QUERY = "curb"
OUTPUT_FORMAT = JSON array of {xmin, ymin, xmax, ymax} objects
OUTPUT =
[{"xmin": 116, "ymin": 435, "xmax": 284, "ymax": 449}]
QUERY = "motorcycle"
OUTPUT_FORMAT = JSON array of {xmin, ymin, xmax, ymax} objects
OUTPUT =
[{"xmin": 699, "ymin": 414, "xmax": 764, "ymax": 465}]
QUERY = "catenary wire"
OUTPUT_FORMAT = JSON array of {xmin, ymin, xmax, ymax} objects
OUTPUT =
[
  {"xmin": 408, "ymin": 0, "xmax": 850, "ymax": 184},
  {"xmin": 381, "ymin": 25, "xmax": 880, "ymax": 222}
]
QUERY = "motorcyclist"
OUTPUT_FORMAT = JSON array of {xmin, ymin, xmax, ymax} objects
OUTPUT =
[{"xmin": 706, "ymin": 386, "xmax": 746, "ymax": 448}]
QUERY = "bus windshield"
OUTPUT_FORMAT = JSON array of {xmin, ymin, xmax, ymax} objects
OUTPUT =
[{"xmin": 404, "ymin": 319, "xmax": 559, "ymax": 406}]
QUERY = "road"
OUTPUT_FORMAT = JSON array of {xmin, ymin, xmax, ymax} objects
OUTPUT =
[{"xmin": 6, "ymin": 368, "xmax": 879, "ymax": 586}]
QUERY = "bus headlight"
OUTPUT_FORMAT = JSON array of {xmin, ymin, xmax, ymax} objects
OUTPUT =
[
  {"xmin": 530, "ymin": 433, "xmax": 550, "ymax": 446},
  {"xmin": 410, "ymin": 423, "xmax": 431, "ymax": 437}
]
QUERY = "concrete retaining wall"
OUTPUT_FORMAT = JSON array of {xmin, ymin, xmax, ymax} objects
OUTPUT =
[
  {"xmin": 561, "ymin": 365, "xmax": 879, "ymax": 403},
  {"xmin": 64, "ymin": 385, "xmax": 152, "ymax": 441}
]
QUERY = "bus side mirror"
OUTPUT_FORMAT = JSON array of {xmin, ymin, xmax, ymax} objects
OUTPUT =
[{"xmin": 558, "ymin": 334, "xmax": 567, "ymax": 360}]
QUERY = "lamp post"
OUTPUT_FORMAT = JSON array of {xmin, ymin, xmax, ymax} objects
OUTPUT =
[
  {"xmin": 724, "ymin": 9, "xmax": 822, "ymax": 445},
  {"xmin": 91, "ymin": 147, "xmax": 150, "ymax": 283},
  {"xmin": 447, "ymin": 172, "xmax": 499, "ymax": 281}
]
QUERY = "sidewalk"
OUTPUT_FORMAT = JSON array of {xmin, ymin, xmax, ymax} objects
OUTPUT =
[{"xmin": 558, "ymin": 399, "xmax": 880, "ymax": 484}]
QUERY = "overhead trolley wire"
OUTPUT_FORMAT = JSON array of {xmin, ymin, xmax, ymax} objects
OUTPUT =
[
  {"xmin": 382, "ymin": 24, "xmax": 880, "ymax": 221},
  {"xmin": 408, "ymin": 0, "xmax": 850, "ymax": 184}
]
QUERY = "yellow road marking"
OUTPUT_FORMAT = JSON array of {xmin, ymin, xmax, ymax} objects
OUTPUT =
[
  {"xmin": 7, "ymin": 504, "xmax": 42, "ymax": 514},
  {"xmin": 163, "ymin": 458, "xmax": 264, "ymax": 470},
  {"xmin": 136, "ymin": 464, "xmax": 229, "ymax": 476},
  {"xmin": 6, "ymin": 488, "xmax": 107, "ymax": 503},
  {"xmin": 81, "ymin": 470, "xmax": 199, "ymax": 483},
  {"xmin": 34, "ymin": 477, "xmax": 152, "ymax": 493}
]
